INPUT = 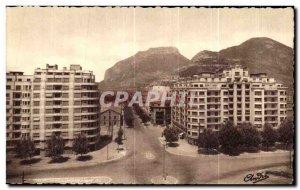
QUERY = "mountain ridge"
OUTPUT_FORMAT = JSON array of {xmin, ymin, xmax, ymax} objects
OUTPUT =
[
  {"xmin": 101, "ymin": 47, "xmax": 191, "ymax": 89},
  {"xmin": 100, "ymin": 37, "xmax": 294, "ymax": 92}
]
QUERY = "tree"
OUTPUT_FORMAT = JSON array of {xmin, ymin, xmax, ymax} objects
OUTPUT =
[
  {"xmin": 198, "ymin": 129, "xmax": 219, "ymax": 153},
  {"xmin": 261, "ymin": 123, "xmax": 277, "ymax": 151},
  {"xmin": 115, "ymin": 128, "xmax": 124, "ymax": 149},
  {"xmin": 163, "ymin": 127, "xmax": 179, "ymax": 144},
  {"xmin": 218, "ymin": 121, "xmax": 241, "ymax": 154},
  {"xmin": 118, "ymin": 127, "xmax": 124, "ymax": 139},
  {"xmin": 15, "ymin": 138, "xmax": 36, "ymax": 161},
  {"xmin": 47, "ymin": 134, "xmax": 65, "ymax": 161},
  {"xmin": 124, "ymin": 106, "xmax": 134, "ymax": 127},
  {"xmin": 278, "ymin": 119, "xmax": 294, "ymax": 149},
  {"xmin": 94, "ymin": 134, "xmax": 102, "ymax": 150},
  {"xmin": 239, "ymin": 122, "xmax": 261, "ymax": 148},
  {"xmin": 73, "ymin": 134, "xmax": 89, "ymax": 157},
  {"xmin": 133, "ymin": 104, "xmax": 151, "ymax": 123}
]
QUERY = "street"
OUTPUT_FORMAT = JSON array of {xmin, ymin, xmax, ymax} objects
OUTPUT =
[{"xmin": 7, "ymin": 113, "xmax": 291, "ymax": 184}]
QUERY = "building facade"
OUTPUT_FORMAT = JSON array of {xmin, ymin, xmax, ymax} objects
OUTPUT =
[
  {"xmin": 147, "ymin": 86, "xmax": 171, "ymax": 126},
  {"xmin": 149, "ymin": 102, "xmax": 171, "ymax": 126},
  {"xmin": 6, "ymin": 72, "xmax": 33, "ymax": 150},
  {"xmin": 100, "ymin": 107, "xmax": 122, "ymax": 136},
  {"xmin": 172, "ymin": 65, "xmax": 288, "ymax": 144},
  {"xmin": 6, "ymin": 64, "xmax": 101, "ymax": 153}
]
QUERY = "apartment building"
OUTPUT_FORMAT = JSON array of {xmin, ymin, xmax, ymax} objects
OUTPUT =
[
  {"xmin": 6, "ymin": 64, "xmax": 101, "ymax": 153},
  {"xmin": 6, "ymin": 72, "xmax": 33, "ymax": 150},
  {"xmin": 172, "ymin": 65, "xmax": 288, "ymax": 144},
  {"xmin": 31, "ymin": 64, "xmax": 100, "ymax": 153}
]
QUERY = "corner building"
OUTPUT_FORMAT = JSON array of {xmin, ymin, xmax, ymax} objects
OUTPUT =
[
  {"xmin": 172, "ymin": 65, "xmax": 288, "ymax": 144},
  {"xmin": 31, "ymin": 64, "xmax": 100, "ymax": 153}
]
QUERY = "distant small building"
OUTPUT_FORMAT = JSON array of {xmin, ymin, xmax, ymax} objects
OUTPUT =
[
  {"xmin": 150, "ymin": 101, "xmax": 171, "ymax": 126},
  {"xmin": 148, "ymin": 86, "xmax": 172, "ymax": 126},
  {"xmin": 100, "ymin": 107, "xmax": 123, "ymax": 135}
]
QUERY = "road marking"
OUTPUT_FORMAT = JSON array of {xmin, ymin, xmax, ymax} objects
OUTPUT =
[
  {"xmin": 145, "ymin": 151, "xmax": 155, "ymax": 160},
  {"xmin": 151, "ymin": 176, "xmax": 178, "ymax": 184}
]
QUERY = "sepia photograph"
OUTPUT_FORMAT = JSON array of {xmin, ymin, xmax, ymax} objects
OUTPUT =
[{"xmin": 5, "ymin": 6, "xmax": 295, "ymax": 185}]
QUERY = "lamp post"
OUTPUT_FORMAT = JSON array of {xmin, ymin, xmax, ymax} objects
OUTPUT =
[
  {"xmin": 22, "ymin": 171, "xmax": 25, "ymax": 184},
  {"xmin": 163, "ymin": 142, "xmax": 167, "ymax": 180},
  {"xmin": 290, "ymin": 145, "xmax": 293, "ymax": 169},
  {"xmin": 106, "ymin": 142, "xmax": 109, "ymax": 160},
  {"xmin": 122, "ymin": 104, "xmax": 126, "ymax": 140},
  {"xmin": 106, "ymin": 121, "xmax": 111, "ymax": 160}
]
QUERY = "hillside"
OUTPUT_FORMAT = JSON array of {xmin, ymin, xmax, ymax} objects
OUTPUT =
[
  {"xmin": 100, "ymin": 47, "xmax": 191, "ymax": 89},
  {"xmin": 183, "ymin": 37, "xmax": 294, "ymax": 91}
]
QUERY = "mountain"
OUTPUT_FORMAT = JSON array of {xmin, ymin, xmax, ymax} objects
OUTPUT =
[
  {"xmin": 100, "ymin": 37, "xmax": 294, "ymax": 93},
  {"xmin": 191, "ymin": 50, "xmax": 218, "ymax": 62},
  {"xmin": 100, "ymin": 47, "xmax": 191, "ymax": 89},
  {"xmin": 182, "ymin": 37, "xmax": 294, "ymax": 91}
]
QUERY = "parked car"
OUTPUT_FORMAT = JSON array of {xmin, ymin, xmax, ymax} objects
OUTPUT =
[{"xmin": 178, "ymin": 133, "xmax": 185, "ymax": 139}]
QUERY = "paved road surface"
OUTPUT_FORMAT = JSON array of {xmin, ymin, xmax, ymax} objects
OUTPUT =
[{"xmin": 7, "ymin": 113, "xmax": 291, "ymax": 184}]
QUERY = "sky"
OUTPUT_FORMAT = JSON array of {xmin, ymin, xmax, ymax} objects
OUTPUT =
[{"xmin": 6, "ymin": 7, "xmax": 294, "ymax": 81}]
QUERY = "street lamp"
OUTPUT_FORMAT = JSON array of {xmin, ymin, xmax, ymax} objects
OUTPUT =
[
  {"xmin": 107, "ymin": 121, "xmax": 112, "ymax": 160},
  {"xmin": 22, "ymin": 170, "xmax": 25, "ymax": 184},
  {"xmin": 107, "ymin": 142, "xmax": 109, "ymax": 160},
  {"xmin": 163, "ymin": 141, "xmax": 167, "ymax": 180},
  {"xmin": 121, "ymin": 104, "xmax": 126, "ymax": 140}
]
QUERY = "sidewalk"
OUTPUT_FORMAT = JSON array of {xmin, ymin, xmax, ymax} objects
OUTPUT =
[
  {"xmin": 158, "ymin": 137, "xmax": 290, "ymax": 159},
  {"xmin": 7, "ymin": 139, "xmax": 127, "ymax": 176},
  {"xmin": 25, "ymin": 176, "xmax": 113, "ymax": 184}
]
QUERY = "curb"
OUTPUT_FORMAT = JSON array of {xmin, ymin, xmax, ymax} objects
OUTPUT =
[
  {"xmin": 25, "ymin": 176, "xmax": 113, "ymax": 184},
  {"xmin": 7, "ymin": 149, "xmax": 127, "ymax": 175},
  {"xmin": 158, "ymin": 137, "xmax": 290, "ymax": 159}
]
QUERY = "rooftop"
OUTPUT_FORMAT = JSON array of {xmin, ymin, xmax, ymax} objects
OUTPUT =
[{"xmin": 100, "ymin": 106, "xmax": 122, "ymax": 114}]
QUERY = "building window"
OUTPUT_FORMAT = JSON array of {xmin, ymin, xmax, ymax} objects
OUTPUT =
[
  {"xmin": 34, "ymin": 85, "xmax": 40, "ymax": 90},
  {"xmin": 255, "ymin": 118, "xmax": 262, "ymax": 122},
  {"xmin": 255, "ymin": 111, "xmax": 262, "ymax": 115},
  {"xmin": 255, "ymin": 91, "xmax": 262, "ymax": 95},
  {"xmin": 33, "ymin": 101, "xmax": 40, "ymax": 106}
]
